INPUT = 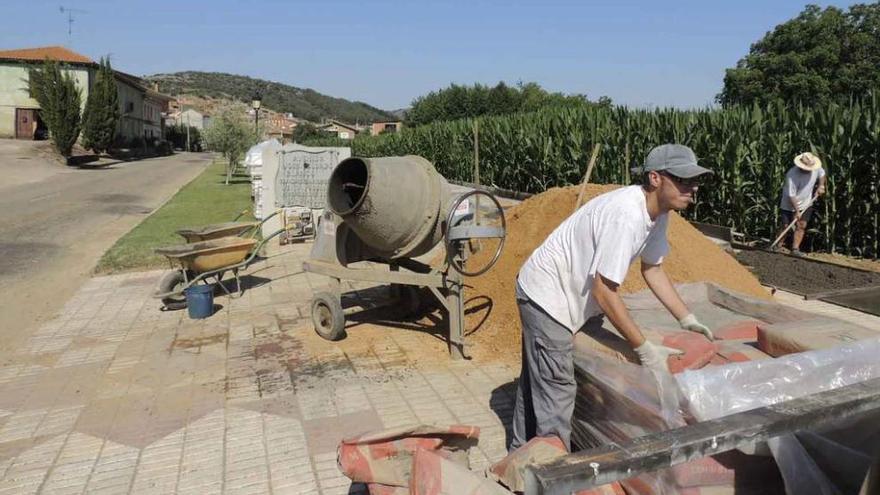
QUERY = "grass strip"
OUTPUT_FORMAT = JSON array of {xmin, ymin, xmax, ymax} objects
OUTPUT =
[{"xmin": 96, "ymin": 160, "xmax": 254, "ymax": 273}]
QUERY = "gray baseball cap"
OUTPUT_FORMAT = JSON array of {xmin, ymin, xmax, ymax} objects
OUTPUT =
[{"xmin": 632, "ymin": 144, "xmax": 713, "ymax": 178}]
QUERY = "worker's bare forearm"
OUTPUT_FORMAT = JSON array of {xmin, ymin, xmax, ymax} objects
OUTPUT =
[
  {"xmin": 592, "ymin": 274, "xmax": 645, "ymax": 348},
  {"xmin": 641, "ymin": 263, "xmax": 689, "ymax": 320}
]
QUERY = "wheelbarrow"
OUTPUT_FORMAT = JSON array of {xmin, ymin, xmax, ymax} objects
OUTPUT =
[
  {"xmin": 153, "ymin": 227, "xmax": 287, "ymax": 310},
  {"xmin": 175, "ymin": 209, "xmax": 279, "ymax": 243}
]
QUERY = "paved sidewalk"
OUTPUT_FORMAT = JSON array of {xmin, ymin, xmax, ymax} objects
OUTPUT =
[
  {"xmin": 2, "ymin": 237, "xmax": 879, "ymax": 495},
  {"xmin": 0, "ymin": 241, "xmax": 518, "ymax": 495}
]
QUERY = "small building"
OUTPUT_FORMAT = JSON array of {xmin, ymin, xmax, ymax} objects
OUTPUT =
[
  {"xmin": 264, "ymin": 114, "xmax": 298, "ymax": 142},
  {"xmin": 113, "ymin": 70, "xmax": 174, "ymax": 143},
  {"xmin": 0, "ymin": 46, "xmax": 93, "ymax": 139},
  {"xmin": 318, "ymin": 120, "xmax": 358, "ymax": 140},
  {"xmin": 371, "ymin": 121, "xmax": 403, "ymax": 136},
  {"xmin": 169, "ymin": 108, "xmax": 210, "ymax": 131},
  {"xmin": 0, "ymin": 46, "xmax": 174, "ymax": 142}
]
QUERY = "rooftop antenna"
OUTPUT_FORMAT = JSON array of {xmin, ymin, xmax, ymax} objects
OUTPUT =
[{"xmin": 59, "ymin": 6, "xmax": 88, "ymax": 42}]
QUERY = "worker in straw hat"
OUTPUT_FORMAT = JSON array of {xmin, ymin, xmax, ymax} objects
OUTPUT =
[
  {"xmin": 510, "ymin": 144, "xmax": 715, "ymax": 452},
  {"xmin": 775, "ymin": 152, "xmax": 826, "ymax": 256}
]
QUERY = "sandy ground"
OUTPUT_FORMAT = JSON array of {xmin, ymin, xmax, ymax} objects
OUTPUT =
[{"xmin": 0, "ymin": 140, "xmax": 213, "ymax": 351}]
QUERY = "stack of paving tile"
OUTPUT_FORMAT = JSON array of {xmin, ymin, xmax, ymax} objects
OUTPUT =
[
  {"xmin": 337, "ymin": 424, "xmax": 481, "ymax": 494},
  {"xmin": 756, "ymin": 317, "xmax": 880, "ymax": 356},
  {"xmin": 571, "ymin": 335, "xmax": 783, "ymax": 494}
]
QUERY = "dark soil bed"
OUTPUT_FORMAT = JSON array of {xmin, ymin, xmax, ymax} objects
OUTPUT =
[{"xmin": 735, "ymin": 249, "xmax": 880, "ymax": 295}]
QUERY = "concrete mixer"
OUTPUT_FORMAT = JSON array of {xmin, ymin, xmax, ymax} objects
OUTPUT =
[{"xmin": 302, "ymin": 155, "xmax": 506, "ymax": 358}]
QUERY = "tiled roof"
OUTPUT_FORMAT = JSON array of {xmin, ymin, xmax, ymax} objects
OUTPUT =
[{"xmin": 0, "ymin": 46, "xmax": 95, "ymax": 64}]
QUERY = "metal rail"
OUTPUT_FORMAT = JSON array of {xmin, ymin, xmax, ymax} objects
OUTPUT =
[{"xmin": 524, "ymin": 377, "xmax": 880, "ymax": 495}]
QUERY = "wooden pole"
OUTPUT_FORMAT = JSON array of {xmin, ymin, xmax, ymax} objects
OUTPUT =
[
  {"xmin": 769, "ymin": 192, "xmax": 819, "ymax": 250},
  {"xmin": 474, "ymin": 120, "xmax": 481, "ymax": 224},
  {"xmin": 574, "ymin": 143, "xmax": 602, "ymax": 213}
]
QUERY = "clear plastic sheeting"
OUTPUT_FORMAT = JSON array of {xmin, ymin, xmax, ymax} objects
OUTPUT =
[
  {"xmin": 571, "ymin": 345, "xmax": 783, "ymax": 495},
  {"xmin": 676, "ymin": 337, "xmax": 880, "ymax": 421},
  {"xmin": 677, "ymin": 337, "xmax": 880, "ymax": 494},
  {"xmin": 244, "ymin": 139, "xmax": 280, "ymax": 173}
]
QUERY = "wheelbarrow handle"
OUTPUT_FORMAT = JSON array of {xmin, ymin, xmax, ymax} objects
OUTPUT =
[
  {"xmin": 232, "ymin": 208, "xmax": 250, "ymax": 222},
  {"xmin": 255, "ymin": 226, "xmax": 290, "ymax": 250},
  {"xmin": 239, "ymin": 226, "xmax": 295, "ymax": 265},
  {"xmin": 243, "ymin": 209, "xmax": 282, "ymax": 239}
]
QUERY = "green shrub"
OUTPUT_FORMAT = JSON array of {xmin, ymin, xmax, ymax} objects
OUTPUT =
[
  {"xmin": 28, "ymin": 59, "xmax": 82, "ymax": 157},
  {"xmin": 82, "ymin": 57, "xmax": 120, "ymax": 153}
]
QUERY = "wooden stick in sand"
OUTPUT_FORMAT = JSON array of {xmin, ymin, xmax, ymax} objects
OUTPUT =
[{"xmin": 574, "ymin": 143, "xmax": 602, "ymax": 212}]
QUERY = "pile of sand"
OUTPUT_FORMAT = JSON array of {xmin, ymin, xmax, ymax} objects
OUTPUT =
[{"xmin": 463, "ymin": 185, "xmax": 770, "ymax": 361}]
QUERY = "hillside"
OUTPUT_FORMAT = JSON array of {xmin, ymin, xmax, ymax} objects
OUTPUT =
[{"xmin": 146, "ymin": 71, "xmax": 395, "ymax": 124}]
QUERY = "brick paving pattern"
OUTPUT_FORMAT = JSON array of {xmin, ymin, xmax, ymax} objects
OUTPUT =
[
  {"xmin": 0, "ymin": 242, "xmax": 518, "ymax": 494},
  {"xmin": 1, "ymin": 240, "xmax": 878, "ymax": 494}
]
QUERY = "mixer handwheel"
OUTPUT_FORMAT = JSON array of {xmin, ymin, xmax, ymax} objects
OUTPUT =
[
  {"xmin": 311, "ymin": 292, "xmax": 346, "ymax": 341},
  {"xmin": 444, "ymin": 190, "xmax": 507, "ymax": 277}
]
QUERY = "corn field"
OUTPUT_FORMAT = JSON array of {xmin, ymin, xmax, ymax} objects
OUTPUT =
[{"xmin": 353, "ymin": 95, "xmax": 880, "ymax": 258}]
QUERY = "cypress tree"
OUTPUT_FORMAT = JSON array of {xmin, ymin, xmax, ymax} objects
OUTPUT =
[
  {"xmin": 29, "ymin": 59, "xmax": 81, "ymax": 158},
  {"xmin": 82, "ymin": 57, "xmax": 120, "ymax": 153}
]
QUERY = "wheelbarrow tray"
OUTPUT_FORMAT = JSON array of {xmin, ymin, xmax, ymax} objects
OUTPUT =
[
  {"xmin": 176, "ymin": 221, "xmax": 260, "ymax": 242},
  {"xmin": 155, "ymin": 237, "xmax": 258, "ymax": 273}
]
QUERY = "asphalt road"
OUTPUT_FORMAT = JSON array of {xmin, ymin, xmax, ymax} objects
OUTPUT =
[{"xmin": 0, "ymin": 141, "xmax": 213, "ymax": 350}]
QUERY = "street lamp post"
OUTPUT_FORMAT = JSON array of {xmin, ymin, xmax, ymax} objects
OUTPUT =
[{"xmin": 251, "ymin": 92, "xmax": 262, "ymax": 140}]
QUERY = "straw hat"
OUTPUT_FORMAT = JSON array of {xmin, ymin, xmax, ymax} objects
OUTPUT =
[{"xmin": 794, "ymin": 152, "xmax": 822, "ymax": 171}]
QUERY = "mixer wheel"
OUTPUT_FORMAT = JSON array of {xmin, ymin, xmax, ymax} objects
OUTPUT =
[{"xmin": 311, "ymin": 292, "xmax": 346, "ymax": 341}]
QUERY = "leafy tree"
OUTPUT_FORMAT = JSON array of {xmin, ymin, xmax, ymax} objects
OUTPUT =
[
  {"xmin": 28, "ymin": 59, "xmax": 82, "ymax": 157},
  {"xmin": 405, "ymin": 81, "xmax": 598, "ymax": 126},
  {"xmin": 203, "ymin": 104, "xmax": 256, "ymax": 184},
  {"xmin": 291, "ymin": 122, "xmax": 323, "ymax": 142},
  {"xmin": 165, "ymin": 124, "xmax": 201, "ymax": 151},
  {"xmin": 718, "ymin": 3, "xmax": 880, "ymax": 106},
  {"xmin": 82, "ymin": 57, "xmax": 120, "ymax": 153}
]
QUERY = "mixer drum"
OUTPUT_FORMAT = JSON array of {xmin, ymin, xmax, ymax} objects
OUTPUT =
[{"xmin": 326, "ymin": 155, "xmax": 449, "ymax": 259}]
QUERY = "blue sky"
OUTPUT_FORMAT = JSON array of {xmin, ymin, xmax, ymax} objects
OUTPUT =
[{"xmin": 1, "ymin": 0, "xmax": 853, "ymax": 111}]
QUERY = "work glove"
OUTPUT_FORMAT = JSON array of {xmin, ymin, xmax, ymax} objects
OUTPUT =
[
  {"xmin": 679, "ymin": 313, "xmax": 714, "ymax": 341},
  {"xmin": 635, "ymin": 341, "xmax": 683, "ymax": 372}
]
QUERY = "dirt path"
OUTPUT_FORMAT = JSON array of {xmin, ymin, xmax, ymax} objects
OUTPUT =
[
  {"xmin": 0, "ymin": 145, "xmax": 213, "ymax": 353},
  {"xmin": 735, "ymin": 249, "xmax": 880, "ymax": 295}
]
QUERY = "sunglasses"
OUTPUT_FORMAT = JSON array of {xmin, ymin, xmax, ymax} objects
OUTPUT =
[{"xmin": 659, "ymin": 171, "xmax": 702, "ymax": 188}]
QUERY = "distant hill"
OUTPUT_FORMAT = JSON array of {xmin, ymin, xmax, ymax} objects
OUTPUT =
[
  {"xmin": 389, "ymin": 108, "xmax": 409, "ymax": 120},
  {"xmin": 146, "ymin": 71, "xmax": 395, "ymax": 124}
]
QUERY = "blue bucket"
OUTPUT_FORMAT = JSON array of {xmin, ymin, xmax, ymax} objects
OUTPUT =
[{"xmin": 185, "ymin": 284, "xmax": 215, "ymax": 319}]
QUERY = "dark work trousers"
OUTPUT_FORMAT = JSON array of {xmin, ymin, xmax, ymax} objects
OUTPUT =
[{"xmin": 509, "ymin": 282, "xmax": 578, "ymax": 452}]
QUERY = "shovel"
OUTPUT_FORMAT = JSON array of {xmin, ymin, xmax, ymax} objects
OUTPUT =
[{"xmin": 769, "ymin": 192, "xmax": 819, "ymax": 251}]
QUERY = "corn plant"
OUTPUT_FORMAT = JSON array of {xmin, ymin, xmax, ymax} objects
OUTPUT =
[{"xmin": 352, "ymin": 94, "xmax": 880, "ymax": 258}]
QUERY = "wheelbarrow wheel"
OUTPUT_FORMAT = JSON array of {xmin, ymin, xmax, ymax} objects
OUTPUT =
[
  {"xmin": 157, "ymin": 270, "xmax": 188, "ymax": 310},
  {"xmin": 311, "ymin": 292, "xmax": 345, "ymax": 341}
]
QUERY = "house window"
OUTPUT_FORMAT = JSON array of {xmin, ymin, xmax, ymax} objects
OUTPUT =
[{"xmin": 125, "ymin": 101, "xmax": 134, "ymax": 113}]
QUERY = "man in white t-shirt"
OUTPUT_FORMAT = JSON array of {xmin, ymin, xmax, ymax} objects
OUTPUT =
[
  {"xmin": 775, "ymin": 152, "xmax": 827, "ymax": 256},
  {"xmin": 510, "ymin": 144, "xmax": 714, "ymax": 452}
]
